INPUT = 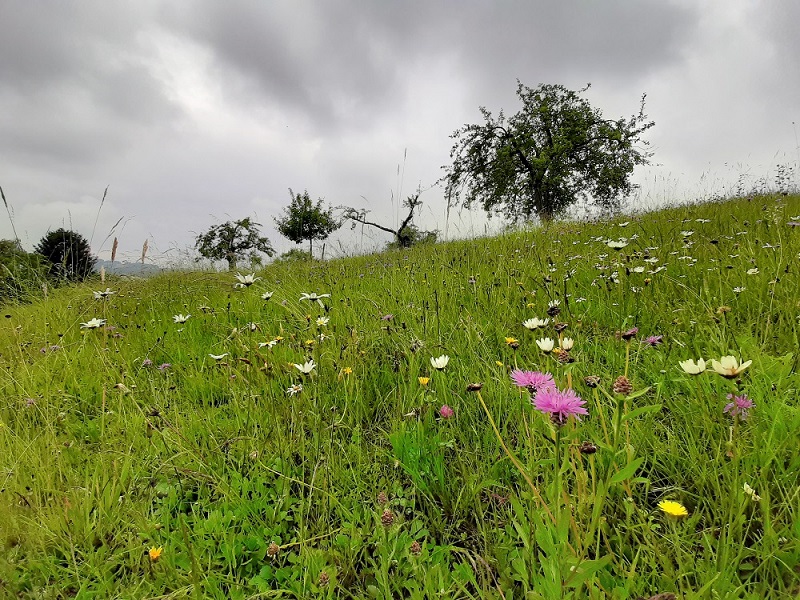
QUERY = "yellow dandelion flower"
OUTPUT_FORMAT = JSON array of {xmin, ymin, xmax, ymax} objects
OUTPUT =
[
  {"xmin": 305, "ymin": 339, "xmax": 316, "ymax": 346},
  {"xmin": 418, "ymin": 377, "xmax": 430, "ymax": 386},
  {"xmin": 496, "ymin": 361, "xmax": 504, "ymax": 367},
  {"xmin": 504, "ymin": 337, "xmax": 519, "ymax": 346},
  {"xmin": 148, "ymin": 546, "xmax": 163, "ymax": 562},
  {"xmin": 658, "ymin": 500, "xmax": 688, "ymax": 518},
  {"xmin": 342, "ymin": 367, "xmax": 353, "ymax": 375}
]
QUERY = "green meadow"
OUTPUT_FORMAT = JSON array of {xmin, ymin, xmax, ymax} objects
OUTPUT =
[{"xmin": 2, "ymin": 195, "xmax": 799, "ymax": 599}]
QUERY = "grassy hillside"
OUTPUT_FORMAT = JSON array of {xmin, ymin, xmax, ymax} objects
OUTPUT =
[{"xmin": 2, "ymin": 195, "xmax": 799, "ymax": 599}]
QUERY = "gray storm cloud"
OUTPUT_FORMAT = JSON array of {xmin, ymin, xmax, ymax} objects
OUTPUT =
[{"xmin": 0, "ymin": 1, "xmax": 797, "ymax": 263}]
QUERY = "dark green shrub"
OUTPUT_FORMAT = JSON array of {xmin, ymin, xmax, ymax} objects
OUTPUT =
[{"xmin": 35, "ymin": 228, "xmax": 97, "ymax": 281}]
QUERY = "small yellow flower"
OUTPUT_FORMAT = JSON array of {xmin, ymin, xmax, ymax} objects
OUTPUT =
[
  {"xmin": 148, "ymin": 546, "xmax": 163, "ymax": 562},
  {"xmin": 305, "ymin": 339, "xmax": 316, "ymax": 346},
  {"xmin": 273, "ymin": 336, "xmax": 284, "ymax": 342},
  {"xmin": 496, "ymin": 361, "xmax": 504, "ymax": 367},
  {"xmin": 418, "ymin": 377, "xmax": 430, "ymax": 386},
  {"xmin": 658, "ymin": 500, "xmax": 688, "ymax": 518},
  {"xmin": 505, "ymin": 337, "xmax": 518, "ymax": 345},
  {"xmin": 341, "ymin": 367, "xmax": 353, "ymax": 376}
]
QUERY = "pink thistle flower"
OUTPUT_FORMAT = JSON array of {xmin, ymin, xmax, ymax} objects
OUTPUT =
[
  {"xmin": 439, "ymin": 405, "xmax": 454, "ymax": 419},
  {"xmin": 533, "ymin": 387, "xmax": 588, "ymax": 425},
  {"xmin": 724, "ymin": 394, "xmax": 754, "ymax": 420},
  {"xmin": 510, "ymin": 370, "xmax": 555, "ymax": 393}
]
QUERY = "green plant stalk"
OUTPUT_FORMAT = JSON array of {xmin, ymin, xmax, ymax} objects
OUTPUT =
[{"xmin": 475, "ymin": 390, "xmax": 556, "ymax": 526}]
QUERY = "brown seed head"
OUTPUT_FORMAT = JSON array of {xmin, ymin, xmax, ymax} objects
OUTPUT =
[
  {"xmin": 466, "ymin": 382, "xmax": 483, "ymax": 392},
  {"xmin": 318, "ymin": 571, "xmax": 330, "ymax": 587},
  {"xmin": 267, "ymin": 542, "xmax": 280, "ymax": 558},
  {"xmin": 553, "ymin": 322, "xmax": 568, "ymax": 333},
  {"xmin": 410, "ymin": 541, "xmax": 422, "ymax": 556},
  {"xmin": 584, "ymin": 375, "xmax": 601, "ymax": 388},
  {"xmin": 381, "ymin": 508, "xmax": 394, "ymax": 527},
  {"xmin": 376, "ymin": 491, "xmax": 388, "ymax": 505},
  {"xmin": 555, "ymin": 349, "xmax": 574, "ymax": 364},
  {"xmin": 612, "ymin": 375, "xmax": 633, "ymax": 396},
  {"xmin": 579, "ymin": 441, "xmax": 598, "ymax": 455}
]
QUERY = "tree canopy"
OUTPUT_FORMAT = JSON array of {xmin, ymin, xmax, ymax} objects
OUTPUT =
[
  {"xmin": 35, "ymin": 228, "xmax": 97, "ymax": 281},
  {"xmin": 443, "ymin": 82, "xmax": 655, "ymax": 222},
  {"xmin": 274, "ymin": 189, "xmax": 340, "ymax": 257},
  {"xmin": 194, "ymin": 217, "xmax": 274, "ymax": 270}
]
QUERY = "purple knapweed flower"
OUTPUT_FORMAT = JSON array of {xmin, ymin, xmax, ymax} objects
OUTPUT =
[
  {"xmin": 533, "ymin": 387, "xmax": 588, "ymax": 425},
  {"xmin": 643, "ymin": 335, "xmax": 663, "ymax": 347},
  {"xmin": 381, "ymin": 314, "xmax": 394, "ymax": 321},
  {"xmin": 158, "ymin": 363, "xmax": 171, "ymax": 372},
  {"xmin": 142, "ymin": 359, "xmax": 153, "ymax": 368},
  {"xmin": 511, "ymin": 370, "xmax": 555, "ymax": 394},
  {"xmin": 621, "ymin": 327, "xmax": 639, "ymax": 341},
  {"xmin": 724, "ymin": 394, "xmax": 754, "ymax": 420}
]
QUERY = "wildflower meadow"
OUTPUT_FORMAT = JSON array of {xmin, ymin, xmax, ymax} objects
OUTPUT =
[{"xmin": 2, "ymin": 195, "xmax": 799, "ymax": 598}]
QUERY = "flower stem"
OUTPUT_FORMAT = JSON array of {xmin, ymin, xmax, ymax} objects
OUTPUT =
[{"xmin": 475, "ymin": 390, "xmax": 556, "ymax": 525}]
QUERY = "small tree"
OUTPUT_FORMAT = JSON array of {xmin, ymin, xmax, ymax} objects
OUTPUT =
[
  {"xmin": 35, "ymin": 228, "xmax": 97, "ymax": 281},
  {"xmin": 444, "ymin": 82, "xmax": 655, "ymax": 222},
  {"xmin": 274, "ymin": 189, "xmax": 340, "ymax": 257},
  {"xmin": 341, "ymin": 193, "xmax": 437, "ymax": 249},
  {"xmin": 194, "ymin": 217, "xmax": 274, "ymax": 270}
]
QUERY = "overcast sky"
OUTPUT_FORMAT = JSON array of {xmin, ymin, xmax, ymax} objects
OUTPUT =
[{"xmin": 1, "ymin": 1, "xmax": 798, "ymax": 264}]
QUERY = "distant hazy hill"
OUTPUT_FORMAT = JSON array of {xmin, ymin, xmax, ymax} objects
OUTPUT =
[{"xmin": 96, "ymin": 260, "xmax": 161, "ymax": 276}]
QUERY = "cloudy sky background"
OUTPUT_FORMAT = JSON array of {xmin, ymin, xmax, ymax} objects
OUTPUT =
[{"xmin": 1, "ymin": 1, "xmax": 798, "ymax": 264}]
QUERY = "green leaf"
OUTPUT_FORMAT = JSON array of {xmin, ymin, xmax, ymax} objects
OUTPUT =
[
  {"xmin": 565, "ymin": 555, "xmax": 613, "ymax": 588},
  {"xmin": 623, "ymin": 386, "xmax": 652, "ymax": 401},
  {"xmin": 610, "ymin": 457, "xmax": 644, "ymax": 484},
  {"xmin": 621, "ymin": 403, "xmax": 662, "ymax": 422}
]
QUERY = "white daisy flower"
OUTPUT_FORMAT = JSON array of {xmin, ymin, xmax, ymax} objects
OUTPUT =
[
  {"xmin": 678, "ymin": 358, "xmax": 706, "ymax": 375},
  {"xmin": 81, "ymin": 318, "xmax": 107, "ymax": 329},
  {"xmin": 93, "ymin": 288, "xmax": 115, "ymax": 299},
  {"xmin": 173, "ymin": 314, "xmax": 191, "ymax": 323},
  {"xmin": 430, "ymin": 355, "xmax": 450, "ymax": 370},
  {"xmin": 522, "ymin": 317, "xmax": 549, "ymax": 330},
  {"xmin": 234, "ymin": 273, "xmax": 260, "ymax": 288},
  {"xmin": 294, "ymin": 360, "xmax": 316, "ymax": 374},
  {"xmin": 606, "ymin": 239, "xmax": 628, "ymax": 250},
  {"xmin": 300, "ymin": 292, "xmax": 331, "ymax": 308}
]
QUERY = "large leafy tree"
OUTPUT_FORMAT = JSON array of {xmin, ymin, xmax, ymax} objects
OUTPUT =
[
  {"xmin": 274, "ymin": 189, "xmax": 340, "ymax": 256},
  {"xmin": 35, "ymin": 228, "xmax": 97, "ymax": 281},
  {"xmin": 443, "ymin": 82, "xmax": 655, "ymax": 222},
  {"xmin": 194, "ymin": 217, "xmax": 274, "ymax": 270}
]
